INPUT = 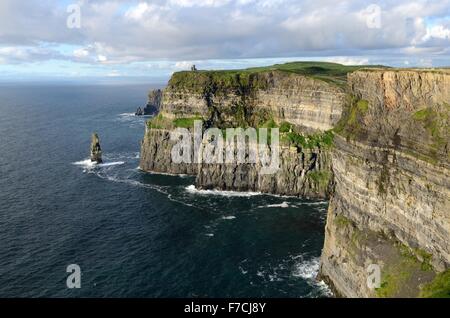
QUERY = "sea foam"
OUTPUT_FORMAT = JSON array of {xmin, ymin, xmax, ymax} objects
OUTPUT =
[{"xmin": 185, "ymin": 185, "xmax": 262, "ymax": 197}]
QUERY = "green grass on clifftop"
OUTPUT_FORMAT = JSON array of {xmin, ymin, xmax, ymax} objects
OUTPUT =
[{"xmin": 169, "ymin": 61, "xmax": 386, "ymax": 89}]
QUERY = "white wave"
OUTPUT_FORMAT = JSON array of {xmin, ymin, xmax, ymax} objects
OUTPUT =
[
  {"xmin": 221, "ymin": 215, "xmax": 236, "ymax": 220},
  {"xmin": 145, "ymin": 170, "xmax": 191, "ymax": 177},
  {"xmin": 205, "ymin": 233, "xmax": 214, "ymax": 237},
  {"xmin": 99, "ymin": 161, "xmax": 125, "ymax": 167},
  {"xmin": 292, "ymin": 257, "xmax": 320, "ymax": 280},
  {"xmin": 72, "ymin": 159, "xmax": 124, "ymax": 169},
  {"xmin": 258, "ymin": 201, "xmax": 290, "ymax": 209},
  {"xmin": 315, "ymin": 280, "xmax": 333, "ymax": 297},
  {"xmin": 118, "ymin": 112, "xmax": 136, "ymax": 117},
  {"xmin": 73, "ymin": 157, "xmax": 207, "ymax": 210},
  {"xmin": 185, "ymin": 185, "xmax": 262, "ymax": 197},
  {"xmin": 97, "ymin": 173, "xmax": 203, "ymax": 210},
  {"xmin": 301, "ymin": 201, "xmax": 328, "ymax": 206},
  {"xmin": 291, "ymin": 256, "xmax": 333, "ymax": 296},
  {"xmin": 72, "ymin": 159, "xmax": 96, "ymax": 168},
  {"xmin": 116, "ymin": 113, "xmax": 148, "ymax": 127}
]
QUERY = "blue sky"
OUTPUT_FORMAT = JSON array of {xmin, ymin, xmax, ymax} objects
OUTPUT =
[{"xmin": 0, "ymin": 0, "xmax": 449, "ymax": 83}]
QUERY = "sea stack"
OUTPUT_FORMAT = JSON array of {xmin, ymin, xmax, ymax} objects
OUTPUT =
[
  {"xmin": 135, "ymin": 107, "xmax": 144, "ymax": 116},
  {"xmin": 143, "ymin": 89, "xmax": 162, "ymax": 115},
  {"xmin": 90, "ymin": 133, "xmax": 103, "ymax": 164}
]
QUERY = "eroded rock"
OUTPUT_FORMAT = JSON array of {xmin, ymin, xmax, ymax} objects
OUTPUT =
[{"xmin": 90, "ymin": 133, "xmax": 102, "ymax": 164}]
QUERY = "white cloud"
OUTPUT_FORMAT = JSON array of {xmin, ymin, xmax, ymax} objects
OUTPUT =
[
  {"xmin": 169, "ymin": 0, "xmax": 231, "ymax": 8},
  {"xmin": 0, "ymin": 0, "xmax": 449, "ymax": 68},
  {"xmin": 0, "ymin": 45, "xmax": 63, "ymax": 63},
  {"xmin": 423, "ymin": 25, "xmax": 450, "ymax": 41},
  {"xmin": 97, "ymin": 55, "xmax": 108, "ymax": 63},
  {"xmin": 73, "ymin": 48, "xmax": 89, "ymax": 58},
  {"xmin": 324, "ymin": 57, "xmax": 370, "ymax": 66},
  {"xmin": 125, "ymin": 2, "xmax": 155, "ymax": 20},
  {"xmin": 174, "ymin": 61, "xmax": 195, "ymax": 69}
]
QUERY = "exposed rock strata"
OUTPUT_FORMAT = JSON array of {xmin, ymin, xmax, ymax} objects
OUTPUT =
[
  {"xmin": 140, "ymin": 70, "xmax": 343, "ymax": 198},
  {"xmin": 139, "ymin": 67, "xmax": 450, "ymax": 297},
  {"xmin": 319, "ymin": 69, "xmax": 450, "ymax": 297},
  {"xmin": 140, "ymin": 128, "xmax": 198, "ymax": 175},
  {"xmin": 161, "ymin": 71, "xmax": 345, "ymax": 131},
  {"xmin": 196, "ymin": 146, "xmax": 332, "ymax": 198},
  {"xmin": 145, "ymin": 89, "xmax": 162, "ymax": 115},
  {"xmin": 90, "ymin": 133, "xmax": 102, "ymax": 163}
]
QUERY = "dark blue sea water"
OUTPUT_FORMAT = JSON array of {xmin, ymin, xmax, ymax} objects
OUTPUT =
[{"xmin": 0, "ymin": 84, "xmax": 331, "ymax": 297}]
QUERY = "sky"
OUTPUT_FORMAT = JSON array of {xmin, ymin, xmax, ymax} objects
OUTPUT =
[{"xmin": 0, "ymin": 0, "xmax": 449, "ymax": 82}]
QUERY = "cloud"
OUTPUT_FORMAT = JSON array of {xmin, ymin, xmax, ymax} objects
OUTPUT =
[
  {"xmin": 0, "ymin": 0, "xmax": 449, "ymax": 72},
  {"xmin": 73, "ymin": 48, "xmax": 89, "ymax": 58},
  {"xmin": 169, "ymin": 0, "xmax": 231, "ymax": 7},
  {"xmin": 423, "ymin": 24, "xmax": 450, "ymax": 41},
  {"xmin": 174, "ymin": 61, "xmax": 195, "ymax": 69},
  {"xmin": 324, "ymin": 57, "xmax": 370, "ymax": 66},
  {"xmin": 125, "ymin": 2, "xmax": 156, "ymax": 20},
  {"xmin": 0, "ymin": 46, "xmax": 64, "ymax": 64}
]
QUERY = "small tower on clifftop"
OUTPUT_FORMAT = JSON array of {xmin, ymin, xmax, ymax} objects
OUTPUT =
[{"xmin": 90, "ymin": 133, "xmax": 103, "ymax": 163}]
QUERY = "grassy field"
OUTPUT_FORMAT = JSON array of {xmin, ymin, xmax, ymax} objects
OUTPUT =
[
  {"xmin": 169, "ymin": 61, "xmax": 387, "ymax": 88},
  {"xmin": 244, "ymin": 61, "xmax": 385, "ymax": 85}
]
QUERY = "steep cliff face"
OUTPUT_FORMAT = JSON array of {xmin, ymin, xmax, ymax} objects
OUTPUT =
[
  {"xmin": 320, "ymin": 69, "xmax": 450, "ymax": 297},
  {"xmin": 196, "ymin": 145, "xmax": 333, "ymax": 198},
  {"xmin": 140, "ymin": 128, "xmax": 332, "ymax": 198},
  {"xmin": 140, "ymin": 128, "xmax": 198, "ymax": 175},
  {"xmin": 161, "ymin": 71, "xmax": 345, "ymax": 131},
  {"xmin": 145, "ymin": 89, "xmax": 162, "ymax": 115},
  {"xmin": 140, "ymin": 67, "xmax": 346, "ymax": 198}
]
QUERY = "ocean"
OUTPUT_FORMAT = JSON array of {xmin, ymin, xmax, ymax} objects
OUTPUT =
[{"xmin": 0, "ymin": 84, "xmax": 331, "ymax": 297}]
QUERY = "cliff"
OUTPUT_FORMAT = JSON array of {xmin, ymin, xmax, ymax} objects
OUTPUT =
[
  {"xmin": 139, "ymin": 63, "xmax": 449, "ymax": 297},
  {"xmin": 319, "ymin": 69, "xmax": 450, "ymax": 297},
  {"xmin": 145, "ymin": 89, "xmax": 162, "ymax": 115},
  {"xmin": 161, "ymin": 69, "xmax": 345, "ymax": 131},
  {"xmin": 140, "ymin": 62, "xmax": 360, "ymax": 198}
]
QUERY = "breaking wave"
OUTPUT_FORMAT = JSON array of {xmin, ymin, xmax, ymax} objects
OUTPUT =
[
  {"xmin": 258, "ymin": 201, "xmax": 290, "ymax": 209},
  {"xmin": 185, "ymin": 185, "xmax": 262, "ymax": 197},
  {"xmin": 221, "ymin": 215, "xmax": 236, "ymax": 220},
  {"xmin": 292, "ymin": 256, "xmax": 333, "ymax": 297},
  {"xmin": 72, "ymin": 159, "xmax": 125, "ymax": 169}
]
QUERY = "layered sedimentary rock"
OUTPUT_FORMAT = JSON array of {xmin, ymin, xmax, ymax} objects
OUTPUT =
[
  {"xmin": 144, "ymin": 89, "xmax": 162, "ymax": 115},
  {"xmin": 161, "ymin": 70, "xmax": 345, "ymax": 131},
  {"xmin": 140, "ymin": 69, "xmax": 344, "ymax": 198},
  {"xmin": 140, "ymin": 128, "xmax": 198, "ymax": 175},
  {"xmin": 90, "ymin": 133, "xmax": 102, "ymax": 163},
  {"xmin": 196, "ymin": 141, "xmax": 332, "ymax": 198},
  {"xmin": 136, "ymin": 90, "xmax": 162, "ymax": 116},
  {"xmin": 319, "ymin": 69, "xmax": 450, "ymax": 297},
  {"xmin": 140, "ymin": 65, "xmax": 449, "ymax": 296}
]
